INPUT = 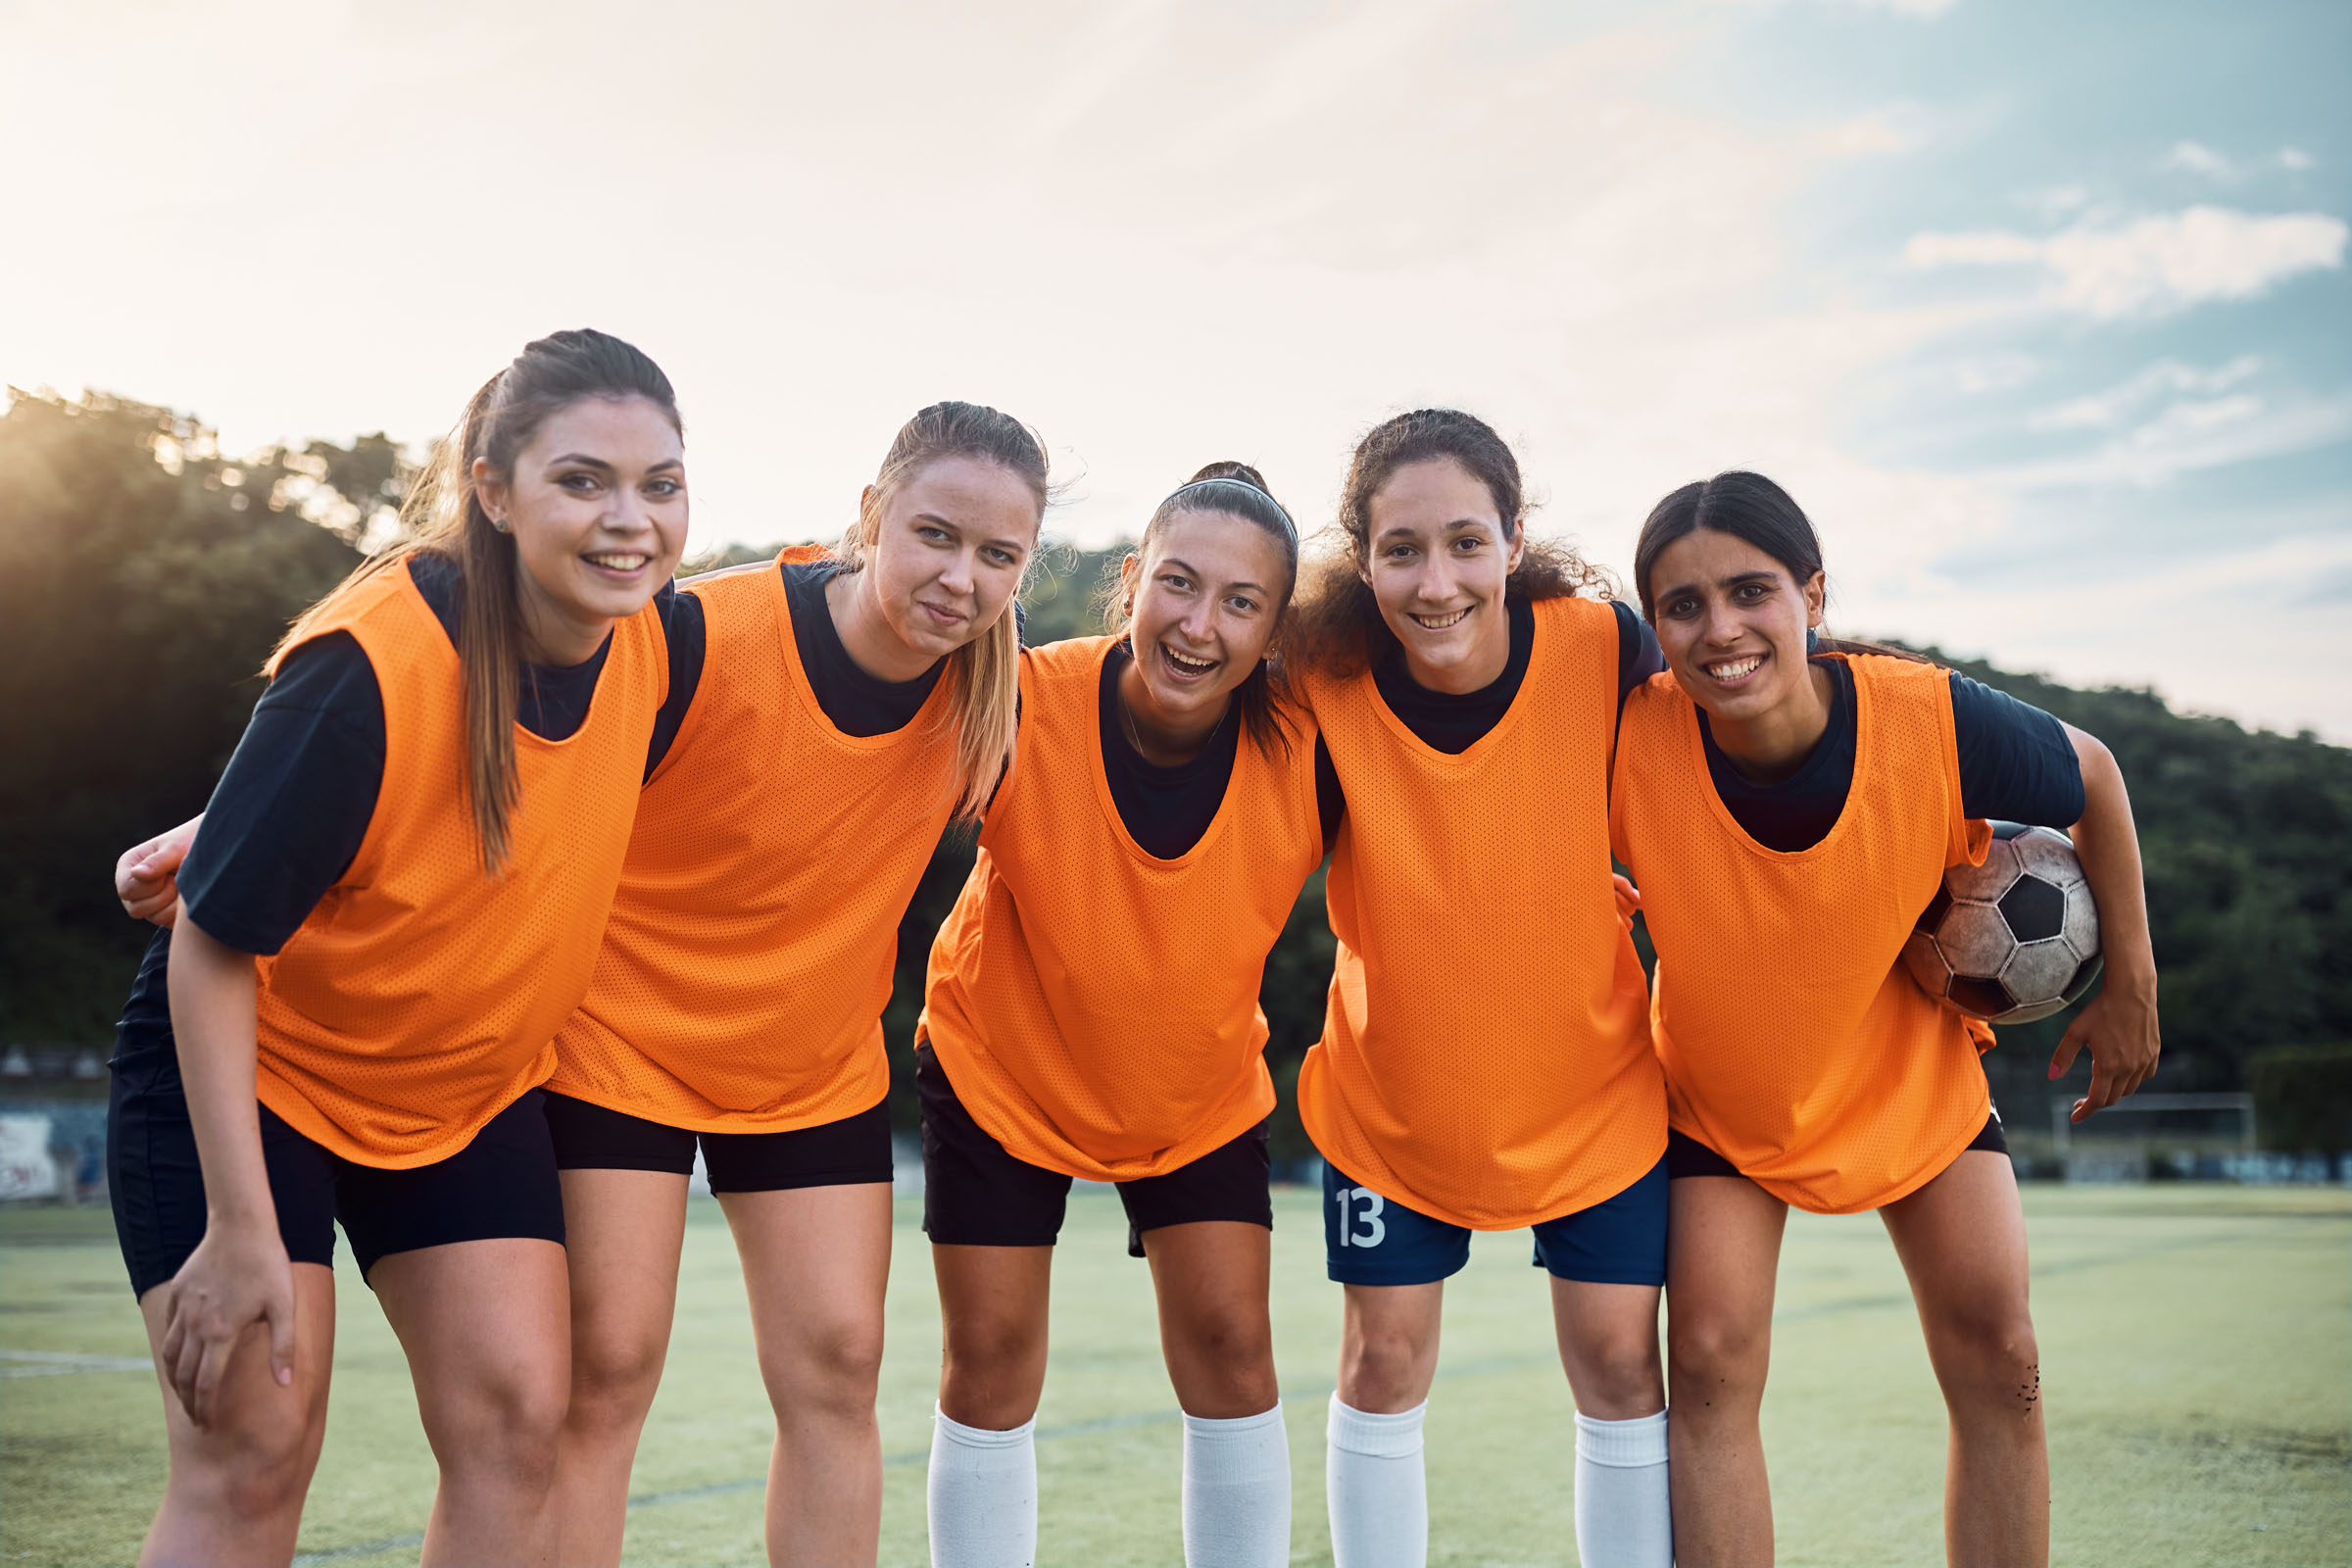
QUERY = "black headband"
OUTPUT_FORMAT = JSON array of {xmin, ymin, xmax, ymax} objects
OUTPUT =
[{"xmin": 1163, "ymin": 476, "xmax": 1298, "ymax": 543}]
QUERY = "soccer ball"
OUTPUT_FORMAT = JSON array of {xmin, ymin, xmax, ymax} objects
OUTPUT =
[{"xmin": 1901, "ymin": 822, "xmax": 2102, "ymax": 1024}]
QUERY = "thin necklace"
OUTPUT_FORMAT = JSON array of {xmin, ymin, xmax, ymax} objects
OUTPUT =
[{"xmin": 1118, "ymin": 680, "xmax": 1228, "ymax": 763}]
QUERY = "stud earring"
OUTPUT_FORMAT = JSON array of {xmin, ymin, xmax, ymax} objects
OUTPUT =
[{"xmin": 489, "ymin": 516, "xmax": 511, "ymax": 534}]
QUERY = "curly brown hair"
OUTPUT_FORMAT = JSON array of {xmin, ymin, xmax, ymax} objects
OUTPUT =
[{"xmin": 1287, "ymin": 408, "xmax": 1613, "ymax": 677}]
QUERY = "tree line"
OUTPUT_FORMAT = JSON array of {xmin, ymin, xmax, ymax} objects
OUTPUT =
[{"xmin": 5, "ymin": 390, "xmax": 2346, "ymax": 1153}]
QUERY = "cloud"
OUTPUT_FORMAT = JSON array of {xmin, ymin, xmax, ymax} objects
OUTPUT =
[
  {"xmin": 1907, "ymin": 206, "xmax": 2348, "ymax": 316},
  {"xmin": 2161, "ymin": 140, "xmax": 2232, "ymax": 177},
  {"xmin": 2027, "ymin": 355, "xmax": 2262, "ymax": 431},
  {"xmin": 2279, "ymin": 146, "xmax": 2317, "ymax": 172},
  {"xmin": 1838, "ymin": 0, "xmax": 1958, "ymax": 15},
  {"xmin": 1992, "ymin": 390, "xmax": 2352, "ymax": 490}
]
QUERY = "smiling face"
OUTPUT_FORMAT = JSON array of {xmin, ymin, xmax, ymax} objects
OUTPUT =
[
  {"xmin": 1646, "ymin": 526, "xmax": 1826, "ymax": 724},
  {"xmin": 843, "ymin": 453, "xmax": 1040, "ymax": 681},
  {"xmin": 474, "ymin": 394, "xmax": 689, "ymax": 664},
  {"xmin": 1359, "ymin": 457, "xmax": 1526, "ymax": 694},
  {"xmin": 1120, "ymin": 509, "xmax": 1293, "ymax": 730}
]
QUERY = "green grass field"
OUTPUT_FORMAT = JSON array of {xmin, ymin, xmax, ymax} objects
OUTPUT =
[{"xmin": 3, "ymin": 1185, "xmax": 2346, "ymax": 1567}]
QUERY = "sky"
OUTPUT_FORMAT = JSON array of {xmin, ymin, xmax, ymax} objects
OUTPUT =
[{"xmin": 4, "ymin": 0, "xmax": 2346, "ymax": 737}]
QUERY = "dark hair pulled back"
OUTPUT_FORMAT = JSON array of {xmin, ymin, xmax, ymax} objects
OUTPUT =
[
  {"xmin": 1289, "ymin": 408, "xmax": 1612, "ymax": 675},
  {"xmin": 1632, "ymin": 470, "xmax": 1926, "ymax": 662},
  {"xmin": 277, "ymin": 327, "xmax": 682, "ymax": 872},
  {"xmin": 1106, "ymin": 461, "xmax": 1303, "ymax": 761}
]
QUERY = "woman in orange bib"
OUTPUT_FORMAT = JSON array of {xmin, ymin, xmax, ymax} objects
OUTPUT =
[
  {"xmin": 914, "ymin": 464, "xmax": 1326, "ymax": 1568},
  {"xmin": 1285, "ymin": 410, "xmax": 1674, "ymax": 1568},
  {"xmin": 103, "ymin": 330, "xmax": 690, "ymax": 1566},
  {"xmin": 1613, "ymin": 471, "xmax": 2161, "ymax": 1566},
  {"xmin": 540, "ymin": 403, "xmax": 1048, "ymax": 1568}
]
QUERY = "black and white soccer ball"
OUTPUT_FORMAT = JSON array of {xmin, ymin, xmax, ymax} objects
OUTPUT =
[{"xmin": 1901, "ymin": 822, "xmax": 2102, "ymax": 1024}]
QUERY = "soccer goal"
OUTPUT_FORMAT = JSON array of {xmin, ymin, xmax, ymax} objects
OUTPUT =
[{"xmin": 2050, "ymin": 1093, "xmax": 2257, "ymax": 1182}]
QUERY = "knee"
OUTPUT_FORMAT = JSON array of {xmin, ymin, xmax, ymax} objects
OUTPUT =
[
  {"xmin": 1576, "ymin": 1327, "xmax": 1664, "ymax": 1413},
  {"xmin": 1174, "ymin": 1306, "xmax": 1277, "ymax": 1407},
  {"xmin": 444, "ymin": 1366, "xmax": 569, "ymax": 1487},
  {"xmin": 1667, "ymin": 1311, "xmax": 1771, "ymax": 1407},
  {"xmin": 1339, "ymin": 1322, "xmax": 1431, "ymax": 1410},
  {"xmin": 568, "ymin": 1323, "xmax": 668, "ymax": 1421},
  {"xmin": 1936, "ymin": 1306, "xmax": 2041, "ymax": 1411},
  {"xmin": 762, "ymin": 1315, "xmax": 885, "ymax": 1419},
  {"xmin": 190, "ymin": 1408, "xmax": 320, "ymax": 1521}
]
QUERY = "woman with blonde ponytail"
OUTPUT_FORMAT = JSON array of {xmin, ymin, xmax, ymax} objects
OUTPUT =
[
  {"xmin": 534, "ymin": 402, "xmax": 1047, "ymax": 1568},
  {"xmin": 103, "ymin": 328, "xmax": 691, "ymax": 1566}
]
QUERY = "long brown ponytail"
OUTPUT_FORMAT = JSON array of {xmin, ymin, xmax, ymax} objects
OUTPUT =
[
  {"xmin": 834, "ymin": 401, "xmax": 1051, "ymax": 822},
  {"xmin": 273, "ymin": 328, "xmax": 681, "ymax": 871}
]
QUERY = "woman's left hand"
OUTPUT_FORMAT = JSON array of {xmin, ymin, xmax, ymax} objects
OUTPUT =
[{"xmin": 2047, "ymin": 970, "xmax": 2159, "ymax": 1123}]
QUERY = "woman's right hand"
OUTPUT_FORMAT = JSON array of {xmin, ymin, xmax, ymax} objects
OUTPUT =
[
  {"xmin": 116, "ymin": 814, "xmax": 202, "ymax": 926},
  {"xmin": 158, "ymin": 1218, "xmax": 296, "ymax": 1427}
]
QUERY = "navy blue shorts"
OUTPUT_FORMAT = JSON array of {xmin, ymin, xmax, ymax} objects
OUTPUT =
[
  {"xmin": 109, "ymin": 1038, "xmax": 564, "ymax": 1298},
  {"xmin": 544, "ymin": 1091, "xmax": 894, "ymax": 1193},
  {"xmin": 1322, "ymin": 1156, "xmax": 1668, "ymax": 1288}
]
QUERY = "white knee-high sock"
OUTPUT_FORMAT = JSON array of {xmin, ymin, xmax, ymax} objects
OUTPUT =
[
  {"xmin": 1326, "ymin": 1396, "xmax": 1427, "ymax": 1568},
  {"xmin": 1573, "ymin": 1409, "xmax": 1672, "ymax": 1568},
  {"xmin": 927, "ymin": 1405, "xmax": 1037, "ymax": 1568},
  {"xmin": 1182, "ymin": 1404, "xmax": 1291, "ymax": 1568}
]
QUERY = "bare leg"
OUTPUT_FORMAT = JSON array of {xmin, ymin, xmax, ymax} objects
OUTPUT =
[
  {"xmin": 1879, "ymin": 1152, "xmax": 2048, "ymax": 1568},
  {"xmin": 1549, "ymin": 1278, "xmax": 1665, "ymax": 1418},
  {"xmin": 136, "ymin": 1263, "xmax": 336, "ymax": 1567},
  {"xmin": 370, "ymin": 1238, "xmax": 572, "ymax": 1568},
  {"xmin": 723, "ymin": 1182, "xmax": 893, "ymax": 1568},
  {"xmin": 551, "ymin": 1168, "xmax": 690, "ymax": 1567},
  {"xmin": 1665, "ymin": 1176, "xmax": 1788, "ymax": 1566},
  {"xmin": 1336, "ymin": 1281, "xmax": 1443, "ymax": 1413},
  {"xmin": 1142, "ymin": 1221, "xmax": 1280, "ymax": 1417},
  {"xmin": 932, "ymin": 1242, "xmax": 1055, "ymax": 1429}
]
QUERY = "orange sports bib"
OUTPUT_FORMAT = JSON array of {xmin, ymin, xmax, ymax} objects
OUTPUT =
[
  {"xmin": 253, "ymin": 557, "xmax": 665, "ymax": 1168},
  {"xmin": 548, "ymin": 548, "xmax": 960, "ymax": 1132},
  {"xmin": 1297, "ymin": 597, "xmax": 1665, "ymax": 1230},
  {"xmin": 919, "ymin": 638, "xmax": 1327, "ymax": 1181},
  {"xmin": 1610, "ymin": 655, "xmax": 1993, "ymax": 1213}
]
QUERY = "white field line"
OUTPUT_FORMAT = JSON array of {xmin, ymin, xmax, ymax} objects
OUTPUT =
[{"xmin": 0, "ymin": 1348, "xmax": 152, "ymax": 1377}]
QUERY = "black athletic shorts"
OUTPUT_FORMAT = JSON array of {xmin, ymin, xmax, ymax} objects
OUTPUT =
[
  {"xmin": 915, "ymin": 1043, "xmax": 1271, "ymax": 1257},
  {"xmin": 109, "ymin": 1053, "xmax": 564, "ymax": 1298},
  {"xmin": 543, "ymin": 1091, "xmax": 894, "ymax": 1193},
  {"xmin": 1666, "ymin": 1109, "xmax": 2011, "ymax": 1183}
]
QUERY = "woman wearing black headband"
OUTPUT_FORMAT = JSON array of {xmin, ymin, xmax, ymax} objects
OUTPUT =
[{"xmin": 912, "ymin": 463, "xmax": 1333, "ymax": 1568}]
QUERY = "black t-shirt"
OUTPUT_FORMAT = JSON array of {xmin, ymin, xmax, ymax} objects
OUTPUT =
[
  {"xmin": 781, "ymin": 560, "xmax": 943, "ymax": 736},
  {"xmin": 1312, "ymin": 597, "xmax": 1663, "ymax": 845},
  {"xmin": 1698, "ymin": 657, "xmax": 2085, "ymax": 853},
  {"xmin": 174, "ymin": 553, "xmax": 702, "ymax": 958},
  {"xmin": 1098, "ymin": 641, "xmax": 1248, "ymax": 861}
]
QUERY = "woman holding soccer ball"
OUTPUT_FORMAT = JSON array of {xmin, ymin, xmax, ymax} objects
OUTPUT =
[
  {"xmin": 1284, "ymin": 409, "xmax": 1675, "ymax": 1568},
  {"xmin": 914, "ymin": 463, "xmax": 1326, "ymax": 1568},
  {"xmin": 105, "ymin": 329, "xmax": 690, "ymax": 1565},
  {"xmin": 1612, "ymin": 470, "xmax": 2161, "ymax": 1566}
]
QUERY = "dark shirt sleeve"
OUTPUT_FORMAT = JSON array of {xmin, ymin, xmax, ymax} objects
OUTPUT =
[
  {"xmin": 1314, "ymin": 735, "xmax": 1345, "ymax": 855},
  {"xmin": 646, "ymin": 581, "xmax": 707, "ymax": 780},
  {"xmin": 176, "ymin": 633, "xmax": 387, "ymax": 956},
  {"xmin": 1949, "ymin": 673, "xmax": 2084, "ymax": 828},
  {"xmin": 1612, "ymin": 600, "xmax": 1665, "ymax": 714}
]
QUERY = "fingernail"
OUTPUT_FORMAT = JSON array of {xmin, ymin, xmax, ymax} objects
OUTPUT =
[{"xmin": 2047, "ymin": 1064, "xmax": 2062, "ymax": 1079}]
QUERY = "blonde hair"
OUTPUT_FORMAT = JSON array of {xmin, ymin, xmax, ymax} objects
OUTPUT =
[
  {"xmin": 274, "ymin": 329, "xmax": 681, "ymax": 872},
  {"xmin": 833, "ymin": 401, "xmax": 1050, "ymax": 822}
]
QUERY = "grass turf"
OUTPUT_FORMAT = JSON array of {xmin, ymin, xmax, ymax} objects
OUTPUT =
[{"xmin": 1, "ymin": 1185, "xmax": 2345, "ymax": 1566}]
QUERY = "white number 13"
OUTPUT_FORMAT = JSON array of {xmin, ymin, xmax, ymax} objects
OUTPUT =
[{"xmin": 1332, "ymin": 1186, "xmax": 1386, "ymax": 1249}]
